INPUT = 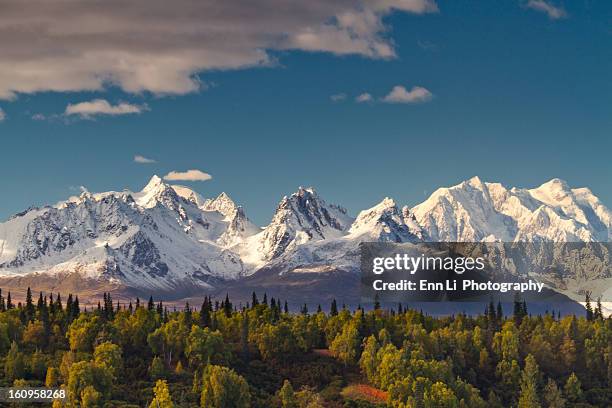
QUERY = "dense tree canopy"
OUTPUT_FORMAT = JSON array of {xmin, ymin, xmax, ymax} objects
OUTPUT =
[{"xmin": 0, "ymin": 288, "xmax": 610, "ymax": 407}]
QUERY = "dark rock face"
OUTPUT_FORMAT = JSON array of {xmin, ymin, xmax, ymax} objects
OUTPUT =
[{"xmin": 119, "ymin": 231, "xmax": 168, "ymax": 277}]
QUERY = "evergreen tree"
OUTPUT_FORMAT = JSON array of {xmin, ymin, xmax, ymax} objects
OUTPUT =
[
  {"xmin": 55, "ymin": 293, "xmax": 63, "ymax": 312},
  {"xmin": 251, "ymin": 292, "xmax": 259, "ymax": 308},
  {"xmin": 284, "ymin": 300, "xmax": 289, "ymax": 314},
  {"xmin": 594, "ymin": 297, "xmax": 603, "ymax": 320},
  {"xmin": 223, "ymin": 294, "xmax": 232, "ymax": 318},
  {"xmin": 73, "ymin": 296, "xmax": 80, "ymax": 319},
  {"xmin": 25, "ymin": 287, "xmax": 35, "ymax": 321},
  {"xmin": 487, "ymin": 298, "xmax": 495, "ymax": 323},
  {"xmin": 148, "ymin": 296, "xmax": 155, "ymax": 311},
  {"xmin": 200, "ymin": 298, "xmax": 211, "ymax": 328},
  {"xmin": 6, "ymin": 291, "xmax": 13, "ymax": 309},
  {"xmin": 49, "ymin": 293, "xmax": 55, "ymax": 315},
  {"xmin": 584, "ymin": 292, "xmax": 593, "ymax": 321}
]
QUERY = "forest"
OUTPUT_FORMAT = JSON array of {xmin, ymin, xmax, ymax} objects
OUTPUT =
[{"xmin": 0, "ymin": 287, "xmax": 610, "ymax": 407}]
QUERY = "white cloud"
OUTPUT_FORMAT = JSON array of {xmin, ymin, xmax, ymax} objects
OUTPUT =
[
  {"xmin": 134, "ymin": 155, "xmax": 156, "ymax": 164},
  {"xmin": 64, "ymin": 99, "xmax": 148, "ymax": 118},
  {"xmin": 356, "ymin": 93, "xmax": 373, "ymax": 103},
  {"xmin": 330, "ymin": 93, "xmax": 347, "ymax": 102},
  {"xmin": 0, "ymin": 108, "xmax": 5, "ymax": 122},
  {"xmin": 31, "ymin": 113, "xmax": 46, "ymax": 121},
  {"xmin": 163, "ymin": 169, "xmax": 212, "ymax": 182},
  {"xmin": 0, "ymin": 0, "xmax": 437, "ymax": 100},
  {"xmin": 382, "ymin": 85, "xmax": 433, "ymax": 104},
  {"xmin": 526, "ymin": 0, "xmax": 567, "ymax": 20}
]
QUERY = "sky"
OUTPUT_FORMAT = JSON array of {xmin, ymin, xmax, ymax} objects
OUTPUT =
[{"xmin": 0, "ymin": 0, "xmax": 610, "ymax": 226}]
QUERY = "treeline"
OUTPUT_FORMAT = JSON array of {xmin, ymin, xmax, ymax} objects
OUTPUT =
[{"xmin": 0, "ymin": 287, "xmax": 610, "ymax": 407}]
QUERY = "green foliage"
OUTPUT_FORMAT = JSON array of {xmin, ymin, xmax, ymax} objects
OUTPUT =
[
  {"xmin": 150, "ymin": 355, "xmax": 166, "ymax": 380},
  {"xmin": 185, "ymin": 326, "xmax": 229, "ymax": 367},
  {"xmin": 67, "ymin": 360, "xmax": 113, "ymax": 405},
  {"xmin": 93, "ymin": 341, "xmax": 123, "ymax": 378},
  {"xmin": 67, "ymin": 314, "xmax": 102, "ymax": 352},
  {"xmin": 200, "ymin": 364, "xmax": 251, "ymax": 408},
  {"xmin": 0, "ymin": 290, "xmax": 610, "ymax": 408},
  {"xmin": 330, "ymin": 321, "xmax": 360, "ymax": 365},
  {"xmin": 4, "ymin": 341, "xmax": 25, "ymax": 381}
]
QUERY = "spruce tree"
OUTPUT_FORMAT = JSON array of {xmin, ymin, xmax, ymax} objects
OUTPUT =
[
  {"xmin": 25, "ymin": 287, "xmax": 35, "ymax": 321},
  {"xmin": 330, "ymin": 299, "xmax": 338, "ymax": 316},
  {"xmin": 223, "ymin": 294, "xmax": 232, "ymax": 317}
]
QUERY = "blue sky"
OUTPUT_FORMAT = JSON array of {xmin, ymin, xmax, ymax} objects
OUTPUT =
[{"xmin": 0, "ymin": 0, "xmax": 610, "ymax": 225}]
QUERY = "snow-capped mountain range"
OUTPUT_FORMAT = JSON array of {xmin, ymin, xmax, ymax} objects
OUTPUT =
[{"xmin": 0, "ymin": 176, "xmax": 609, "ymax": 301}]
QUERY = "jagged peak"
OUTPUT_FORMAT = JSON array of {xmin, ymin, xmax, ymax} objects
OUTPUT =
[
  {"xmin": 536, "ymin": 178, "xmax": 570, "ymax": 192},
  {"xmin": 466, "ymin": 175, "xmax": 484, "ymax": 188},
  {"xmin": 371, "ymin": 197, "xmax": 397, "ymax": 212},
  {"xmin": 295, "ymin": 186, "xmax": 317, "ymax": 197},
  {"xmin": 353, "ymin": 197, "xmax": 399, "ymax": 225},
  {"xmin": 203, "ymin": 192, "xmax": 239, "ymax": 219},
  {"xmin": 142, "ymin": 175, "xmax": 164, "ymax": 192}
]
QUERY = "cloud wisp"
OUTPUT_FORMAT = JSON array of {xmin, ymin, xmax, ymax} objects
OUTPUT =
[
  {"xmin": 64, "ymin": 99, "xmax": 148, "ymax": 119},
  {"xmin": 525, "ymin": 0, "xmax": 567, "ymax": 20},
  {"xmin": 330, "ymin": 93, "xmax": 347, "ymax": 102},
  {"xmin": 356, "ymin": 93, "xmax": 373, "ymax": 103},
  {"xmin": 382, "ymin": 85, "xmax": 433, "ymax": 104},
  {"xmin": 0, "ymin": 108, "xmax": 5, "ymax": 122},
  {"xmin": 0, "ymin": 0, "xmax": 437, "ymax": 100},
  {"xmin": 134, "ymin": 155, "xmax": 157, "ymax": 164},
  {"xmin": 163, "ymin": 169, "xmax": 212, "ymax": 182}
]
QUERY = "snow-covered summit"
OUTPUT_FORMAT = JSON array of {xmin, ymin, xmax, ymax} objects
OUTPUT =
[
  {"xmin": 412, "ymin": 177, "xmax": 610, "ymax": 242},
  {"xmin": 0, "ymin": 176, "xmax": 608, "ymax": 299}
]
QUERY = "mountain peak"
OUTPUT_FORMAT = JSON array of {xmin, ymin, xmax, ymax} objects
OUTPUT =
[
  {"xmin": 537, "ymin": 178, "xmax": 570, "ymax": 192},
  {"xmin": 295, "ymin": 186, "xmax": 317, "ymax": 197},
  {"xmin": 349, "ymin": 197, "xmax": 420, "ymax": 242},
  {"xmin": 466, "ymin": 175, "xmax": 485, "ymax": 189},
  {"xmin": 142, "ymin": 175, "xmax": 165, "ymax": 193},
  {"xmin": 204, "ymin": 192, "xmax": 239, "ymax": 219}
]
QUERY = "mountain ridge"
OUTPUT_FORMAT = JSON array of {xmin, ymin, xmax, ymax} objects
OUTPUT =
[{"xmin": 0, "ymin": 175, "xmax": 609, "ymax": 302}]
